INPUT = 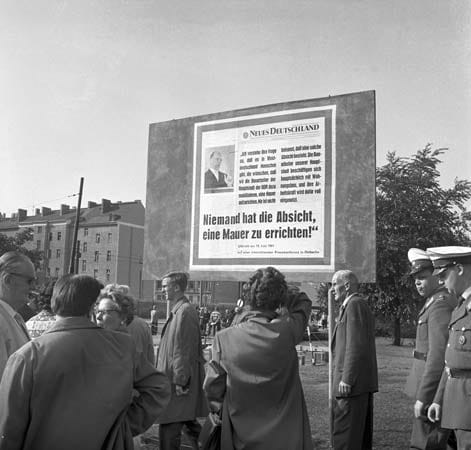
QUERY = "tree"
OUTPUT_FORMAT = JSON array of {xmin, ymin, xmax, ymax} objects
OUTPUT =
[
  {"xmin": 375, "ymin": 144, "xmax": 471, "ymax": 345},
  {"xmin": 0, "ymin": 228, "xmax": 42, "ymax": 268}
]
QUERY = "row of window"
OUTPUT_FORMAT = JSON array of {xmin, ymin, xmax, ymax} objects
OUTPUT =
[
  {"xmin": 36, "ymin": 229, "xmax": 113, "ymax": 244},
  {"xmin": 79, "ymin": 261, "xmax": 111, "ymax": 281}
]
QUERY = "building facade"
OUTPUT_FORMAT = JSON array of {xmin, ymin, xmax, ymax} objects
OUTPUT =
[{"xmin": 0, "ymin": 200, "xmax": 144, "ymax": 296}]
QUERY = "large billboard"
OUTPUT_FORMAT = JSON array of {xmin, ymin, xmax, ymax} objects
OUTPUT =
[{"xmin": 145, "ymin": 91, "xmax": 375, "ymax": 282}]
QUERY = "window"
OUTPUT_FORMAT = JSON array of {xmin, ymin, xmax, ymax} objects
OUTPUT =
[
  {"xmin": 83, "ymin": 242, "xmax": 87, "ymax": 253},
  {"xmin": 49, "ymin": 232, "xmax": 53, "ymax": 241},
  {"xmin": 37, "ymin": 226, "xmax": 42, "ymax": 233},
  {"xmin": 56, "ymin": 249, "xmax": 61, "ymax": 258},
  {"xmin": 94, "ymin": 251, "xmax": 99, "ymax": 262},
  {"xmin": 82, "ymin": 260, "xmax": 87, "ymax": 272},
  {"xmin": 106, "ymin": 269, "xmax": 110, "ymax": 282},
  {"xmin": 47, "ymin": 249, "xmax": 51, "ymax": 258},
  {"xmin": 96, "ymin": 233, "xmax": 100, "ymax": 243},
  {"xmin": 106, "ymin": 250, "xmax": 111, "ymax": 262},
  {"xmin": 93, "ymin": 269, "xmax": 98, "ymax": 279},
  {"xmin": 107, "ymin": 232, "xmax": 112, "ymax": 243},
  {"xmin": 36, "ymin": 240, "xmax": 41, "ymax": 250},
  {"xmin": 156, "ymin": 280, "xmax": 162, "ymax": 289},
  {"xmin": 84, "ymin": 227, "xmax": 88, "ymax": 236},
  {"xmin": 57, "ymin": 232, "xmax": 62, "ymax": 241},
  {"xmin": 188, "ymin": 281, "xmax": 195, "ymax": 290},
  {"xmin": 55, "ymin": 268, "xmax": 60, "ymax": 277},
  {"xmin": 46, "ymin": 267, "xmax": 51, "ymax": 277}
]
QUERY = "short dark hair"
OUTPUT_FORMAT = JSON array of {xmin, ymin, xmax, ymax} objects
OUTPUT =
[
  {"xmin": 163, "ymin": 271, "xmax": 188, "ymax": 292},
  {"xmin": 52, "ymin": 275, "xmax": 103, "ymax": 317},
  {"xmin": 242, "ymin": 266, "xmax": 287, "ymax": 311},
  {"xmin": 37, "ymin": 279, "xmax": 57, "ymax": 312},
  {"xmin": 98, "ymin": 290, "xmax": 135, "ymax": 326}
]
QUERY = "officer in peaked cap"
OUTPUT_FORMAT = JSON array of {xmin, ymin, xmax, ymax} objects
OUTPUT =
[
  {"xmin": 404, "ymin": 248, "xmax": 457, "ymax": 450},
  {"xmin": 427, "ymin": 247, "xmax": 471, "ymax": 448}
]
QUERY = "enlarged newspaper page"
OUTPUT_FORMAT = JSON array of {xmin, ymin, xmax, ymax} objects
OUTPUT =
[{"xmin": 190, "ymin": 106, "xmax": 336, "ymax": 272}]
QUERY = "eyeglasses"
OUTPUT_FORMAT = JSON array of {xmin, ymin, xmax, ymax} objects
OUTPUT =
[
  {"xmin": 8, "ymin": 273, "xmax": 37, "ymax": 286},
  {"xmin": 95, "ymin": 309, "xmax": 120, "ymax": 316}
]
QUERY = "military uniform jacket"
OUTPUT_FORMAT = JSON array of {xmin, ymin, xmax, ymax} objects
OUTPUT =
[
  {"xmin": 433, "ymin": 289, "xmax": 471, "ymax": 429},
  {"xmin": 404, "ymin": 288, "xmax": 456, "ymax": 405},
  {"xmin": 156, "ymin": 297, "xmax": 208, "ymax": 424},
  {"xmin": 331, "ymin": 293, "xmax": 378, "ymax": 397}
]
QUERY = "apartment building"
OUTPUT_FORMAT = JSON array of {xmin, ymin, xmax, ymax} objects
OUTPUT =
[{"xmin": 0, "ymin": 199, "xmax": 144, "ymax": 295}]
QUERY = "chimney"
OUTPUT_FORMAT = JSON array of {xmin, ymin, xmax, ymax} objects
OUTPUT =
[
  {"xmin": 41, "ymin": 207, "xmax": 52, "ymax": 216},
  {"xmin": 35, "ymin": 208, "xmax": 40, "ymax": 216},
  {"xmin": 17, "ymin": 209, "xmax": 27, "ymax": 222},
  {"xmin": 60, "ymin": 204, "xmax": 70, "ymax": 216},
  {"xmin": 88, "ymin": 201, "xmax": 97, "ymax": 208},
  {"xmin": 101, "ymin": 199, "xmax": 112, "ymax": 214}
]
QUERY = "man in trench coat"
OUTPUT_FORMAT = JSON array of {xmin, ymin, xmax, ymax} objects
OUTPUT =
[{"xmin": 155, "ymin": 271, "xmax": 208, "ymax": 450}]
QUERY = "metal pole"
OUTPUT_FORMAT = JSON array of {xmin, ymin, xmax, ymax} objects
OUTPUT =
[
  {"xmin": 328, "ymin": 286, "xmax": 335, "ymax": 449},
  {"xmin": 69, "ymin": 177, "xmax": 84, "ymax": 274}
]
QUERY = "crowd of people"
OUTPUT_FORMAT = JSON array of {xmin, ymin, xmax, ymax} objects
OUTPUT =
[{"xmin": 0, "ymin": 245, "xmax": 471, "ymax": 449}]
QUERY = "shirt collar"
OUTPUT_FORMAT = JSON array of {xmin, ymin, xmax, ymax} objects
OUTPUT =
[
  {"xmin": 210, "ymin": 168, "xmax": 219, "ymax": 178},
  {"xmin": 342, "ymin": 292, "xmax": 357, "ymax": 309},
  {"xmin": 462, "ymin": 286, "xmax": 471, "ymax": 301}
]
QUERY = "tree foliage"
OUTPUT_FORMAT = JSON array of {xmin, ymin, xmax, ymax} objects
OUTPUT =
[
  {"xmin": 0, "ymin": 228, "xmax": 42, "ymax": 268},
  {"xmin": 374, "ymin": 144, "xmax": 471, "ymax": 343}
]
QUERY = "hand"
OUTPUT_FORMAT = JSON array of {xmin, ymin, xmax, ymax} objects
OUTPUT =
[
  {"xmin": 224, "ymin": 174, "xmax": 233, "ymax": 187},
  {"xmin": 338, "ymin": 381, "xmax": 351, "ymax": 396},
  {"xmin": 414, "ymin": 400, "xmax": 425, "ymax": 419},
  {"xmin": 175, "ymin": 385, "xmax": 189, "ymax": 396},
  {"xmin": 427, "ymin": 403, "xmax": 441, "ymax": 423}
]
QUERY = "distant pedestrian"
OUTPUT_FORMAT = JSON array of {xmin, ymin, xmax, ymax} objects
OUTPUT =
[
  {"xmin": 404, "ymin": 248, "xmax": 456, "ymax": 449},
  {"xmin": 150, "ymin": 304, "xmax": 158, "ymax": 335},
  {"xmin": 0, "ymin": 251, "xmax": 35, "ymax": 377},
  {"xmin": 427, "ymin": 247, "xmax": 471, "ymax": 448},
  {"xmin": 330, "ymin": 270, "xmax": 378, "ymax": 450},
  {"xmin": 0, "ymin": 274, "xmax": 170, "ymax": 450},
  {"xmin": 155, "ymin": 271, "xmax": 208, "ymax": 450}
]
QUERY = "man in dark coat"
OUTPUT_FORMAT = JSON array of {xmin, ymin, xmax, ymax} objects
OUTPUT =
[
  {"xmin": 155, "ymin": 272, "xmax": 208, "ymax": 450},
  {"xmin": 331, "ymin": 269, "xmax": 378, "ymax": 450},
  {"xmin": 427, "ymin": 247, "xmax": 471, "ymax": 448},
  {"xmin": 404, "ymin": 248, "xmax": 457, "ymax": 449},
  {"xmin": 203, "ymin": 268, "xmax": 313, "ymax": 450},
  {"xmin": 0, "ymin": 274, "xmax": 170, "ymax": 450}
]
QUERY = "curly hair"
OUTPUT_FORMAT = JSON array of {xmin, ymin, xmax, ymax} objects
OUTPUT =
[
  {"xmin": 242, "ymin": 266, "xmax": 288, "ymax": 311},
  {"xmin": 98, "ymin": 291, "xmax": 135, "ymax": 326}
]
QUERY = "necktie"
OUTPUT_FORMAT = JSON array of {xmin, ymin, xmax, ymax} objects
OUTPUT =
[{"xmin": 14, "ymin": 313, "xmax": 30, "ymax": 340}]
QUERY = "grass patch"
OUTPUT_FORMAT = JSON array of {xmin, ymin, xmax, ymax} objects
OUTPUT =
[{"xmin": 142, "ymin": 337, "xmax": 414, "ymax": 449}]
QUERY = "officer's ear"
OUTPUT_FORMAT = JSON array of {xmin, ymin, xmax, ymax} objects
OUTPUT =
[
  {"xmin": 457, "ymin": 264, "xmax": 465, "ymax": 276},
  {"xmin": 344, "ymin": 280, "xmax": 351, "ymax": 293}
]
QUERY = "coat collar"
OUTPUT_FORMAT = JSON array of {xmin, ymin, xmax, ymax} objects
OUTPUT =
[
  {"xmin": 170, "ymin": 297, "xmax": 189, "ymax": 315},
  {"xmin": 44, "ymin": 316, "xmax": 99, "ymax": 334},
  {"xmin": 418, "ymin": 287, "xmax": 449, "ymax": 317},
  {"xmin": 235, "ymin": 308, "xmax": 278, "ymax": 324}
]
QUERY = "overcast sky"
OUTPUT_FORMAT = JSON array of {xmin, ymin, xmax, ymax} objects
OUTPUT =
[{"xmin": 1, "ymin": 0, "xmax": 470, "ymax": 216}]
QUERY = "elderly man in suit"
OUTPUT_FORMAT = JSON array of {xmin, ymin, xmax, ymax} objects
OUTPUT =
[
  {"xmin": 0, "ymin": 251, "xmax": 36, "ymax": 377},
  {"xmin": 427, "ymin": 247, "xmax": 471, "ymax": 449},
  {"xmin": 405, "ymin": 248, "xmax": 457, "ymax": 449},
  {"xmin": 0, "ymin": 274, "xmax": 170, "ymax": 450},
  {"xmin": 331, "ymin": 270, "xmax": 378, "ymax": 450},
  {"xmin": 155, "ymin": 271, "xmax": 207, "ymax": 450}
]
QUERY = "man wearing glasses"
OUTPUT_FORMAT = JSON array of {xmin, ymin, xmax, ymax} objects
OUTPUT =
[
  {"xmin": 0, "ymin": 251, "xmax": 35, "ymax": 376},
  {"xmin": 427, "ymin": 246, "xmax": 471, "ymax": 448}
]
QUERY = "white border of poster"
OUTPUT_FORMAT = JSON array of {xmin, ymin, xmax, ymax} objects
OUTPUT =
[{"xmin": 189, "ymin": 105, "xmax": 336, "ymax": 273}]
